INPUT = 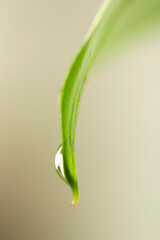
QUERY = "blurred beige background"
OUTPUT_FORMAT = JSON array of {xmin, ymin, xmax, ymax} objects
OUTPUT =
[{"xmin": 0, "ymin": 0, "xmax": 160, "ymax": 239}]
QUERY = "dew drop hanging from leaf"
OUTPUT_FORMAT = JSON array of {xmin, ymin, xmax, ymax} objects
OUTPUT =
[{"xmin": 55, "ymin": 145, "xmax": 67, "ymax": 183}]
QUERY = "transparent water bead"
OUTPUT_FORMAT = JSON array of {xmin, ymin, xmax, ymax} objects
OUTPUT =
[
  {"xmin": 55, "ymin": 145, "xmax": 67, "ymax": 183},
  {"xmin": 55, "ymin": 145, "xmax": 79, "ymax": 205}
]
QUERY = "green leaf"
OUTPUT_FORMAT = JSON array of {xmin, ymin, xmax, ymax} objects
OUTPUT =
[{"xmin": 56, "ymin": 0, "xmax": 160, "ymax": 205}]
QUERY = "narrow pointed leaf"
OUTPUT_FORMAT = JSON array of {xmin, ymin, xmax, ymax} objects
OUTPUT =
[{"xmin": 57, "ymin": 0, "xmax": 160, "ymax": 204}]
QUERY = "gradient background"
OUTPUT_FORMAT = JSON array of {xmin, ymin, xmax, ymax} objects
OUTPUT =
[{"xmin": 1, "ymin": 0, "xmax": 160, "ymax": 239}]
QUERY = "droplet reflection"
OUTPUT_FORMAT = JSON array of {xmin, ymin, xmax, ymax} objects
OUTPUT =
[{"xmin": 55, "ymin": 145, "xmax": 67, "ymax": 183}]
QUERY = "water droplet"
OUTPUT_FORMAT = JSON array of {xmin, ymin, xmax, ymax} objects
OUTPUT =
[{"xmin": 55, "ymin": 145, "xmax": 67, "ymax": 183}]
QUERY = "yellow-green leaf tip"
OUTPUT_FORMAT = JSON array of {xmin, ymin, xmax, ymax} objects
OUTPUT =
[{"xmin": 71, "ymin": 185, "xmax": 79, "ymax": 206}]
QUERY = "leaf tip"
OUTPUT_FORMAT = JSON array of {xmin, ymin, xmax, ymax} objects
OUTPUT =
[{"xmin": 70, "ymin": 184, "xmax": 79, "ymax": 206}]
